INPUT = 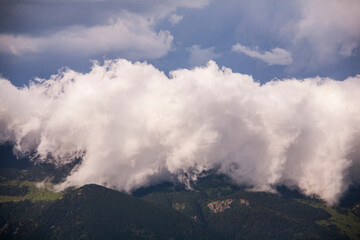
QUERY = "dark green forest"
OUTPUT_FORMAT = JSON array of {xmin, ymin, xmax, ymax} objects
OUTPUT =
[{"xmin": 0, "ymin": 144, "xmax": 359, "ymax": 239}]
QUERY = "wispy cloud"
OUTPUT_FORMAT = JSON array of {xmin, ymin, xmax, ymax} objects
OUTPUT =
[
  {"xmin": 187, "ymin": 45, "xmax": 220, "ymax": 66},
  {"xmin": 232, "ymin": 43, "xmax": 292, "ymax": 66},
  {"xmin": 169, "ymin": 14, "xmax": 183, "ymax": 25}
]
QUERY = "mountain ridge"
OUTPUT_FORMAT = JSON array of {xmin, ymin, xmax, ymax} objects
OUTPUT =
[{"xmin": 0, "ymin": 145, "xmax": 359, "ymax": 239}]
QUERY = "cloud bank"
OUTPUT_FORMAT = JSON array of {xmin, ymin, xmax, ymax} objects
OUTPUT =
[
  {"xmin": 0, "ymin": 59, "xmax": 360, "ymax": 204},
  {"xmin": 0, "ymin": 13, "xmax": 173, "ymax": 59},
  {"xmin": 0, "ymin": 0, "xmax": 209, "ymax": 59}
]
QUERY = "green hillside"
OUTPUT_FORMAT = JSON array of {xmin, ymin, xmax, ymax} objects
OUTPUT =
[
  {"xmin": 0, "ymin": 145, "xmax": 359, "ymax": 239},
  {"xmin": 0, "ymin": 180, "xmax": 63, "ymax": 202},
  {"xmin": 0, "ymin": 184, "xmax": 222, "ymax": 239},
  {"xmin": 140, "ymin": 174, "xmax": 358, "ymax": 240}
]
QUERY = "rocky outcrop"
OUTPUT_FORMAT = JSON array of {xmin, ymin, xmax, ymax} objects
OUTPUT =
[
  {"xmin": 173, "ymin": 202, "xmax": 185, "ymax": 211},
  {"xmin": 208, "ymin": 199, "xmax": 233, "ymax": 213},
  {"xmin": 239, "ymin": 199, "xmax": 249, "ymax": 206}
]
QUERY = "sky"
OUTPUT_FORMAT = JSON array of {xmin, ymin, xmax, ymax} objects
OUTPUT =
[
  {"xmin": 1, "ymin": 0, "xmax": 360, "ymax": 204},
  {"xmin": 0, "ymin": 0, "xmax": 359, "ymax": 86}
]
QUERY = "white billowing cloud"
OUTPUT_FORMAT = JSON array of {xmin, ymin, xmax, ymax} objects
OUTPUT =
[
  {"xmin": 0, "ymin": 13, "xmax": 173, "ymax": 59},
  {"xmin": 232, "ymin": 43, "xmax": 293, "ymax": 66},
  {"xmin": 294, "ymin": 0, "xmax": 360, "ymax": 62},
  {"xmin": 1, "ymin": 59, "xmax": 360, "ymax": 204},
  {"xmin": 188, "ymin": 45, "xmax": 220, "ymax": 66}
]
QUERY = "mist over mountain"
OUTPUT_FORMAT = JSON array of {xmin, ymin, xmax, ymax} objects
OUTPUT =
[
  {"xmin": 1, "ymin": 59, "xmax": 360, "ymax": 204},
  {"xmin": 1, "ymin": 1, "xmax": 360, "ymax": 239}
]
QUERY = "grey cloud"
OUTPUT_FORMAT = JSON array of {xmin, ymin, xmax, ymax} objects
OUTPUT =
[
  {"xmin": 293, "ymin": 0, "xmax": 360, "ymax": 65},
  {"xmin": 0, "ymin": 13, "xmax": 173, "ymax": 59},
  {"xmin": 168, "ymin": 14, "xmax": 184, "ymax": 25},
  {"xmin": 187, "ymin": 45, "xmax": 220, "ymax": 66},
  {"xmin": 0, "ymin": 0, "xmax": 210, "ymax": 59},
  {"xmin": 228, "ymin": 0, "xmax": 360, "ymax": 69}
]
